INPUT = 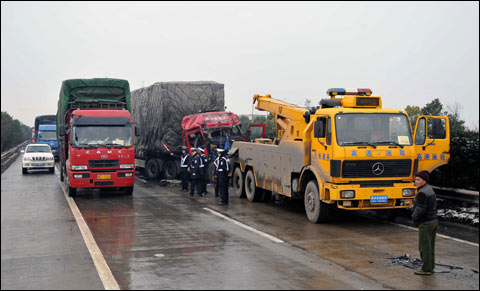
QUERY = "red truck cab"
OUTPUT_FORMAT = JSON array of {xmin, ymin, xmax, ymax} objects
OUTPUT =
[{"xmin": 61, "ymin": 109, "xmax": 135, "ymax": 196}]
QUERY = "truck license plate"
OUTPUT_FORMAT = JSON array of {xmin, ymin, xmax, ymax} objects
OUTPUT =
[
  {"xmin": 97, "ymin": 174, "xmax": 111, "ymax": 180},
  {"xmin": 33, "ymin": 163, "xmax": 45, "ymax": 167},
  {"xmin": 370, "ymin": 195, "xmax": 388, "ymax": 203}
]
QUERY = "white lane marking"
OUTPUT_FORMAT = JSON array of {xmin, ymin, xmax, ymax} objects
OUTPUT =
[
  {"xmin": 59, "ymin": 180, "xmax": 120, "ymax": 290},
  {"xmin": 203, "ymin": 207, "xmax": 284, "ymax": 243},
  {"xmin": 388, "ymin": 222, "xmax": 479, "ymax": 247}
]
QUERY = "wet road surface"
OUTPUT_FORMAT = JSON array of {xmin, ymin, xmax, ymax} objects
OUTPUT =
[
  {"xmin": 2, "ymin": 156, "xmax": 479, "ymax": 290},
  {"xmin": 73, "ymin": 184, "xmax": 383, "ymax": 289},
  {"xmin": 74, "ymin": 178, "xmax": 479, "ymax": 290},
  {"xmin": 1, "ymin": 157, "xmax": 104, "ymax": 290}
]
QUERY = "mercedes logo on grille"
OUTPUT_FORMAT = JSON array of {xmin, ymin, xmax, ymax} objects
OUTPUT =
[{"xmin": 372, "ymin": 162, "xmax": 385, "ymax": 176}]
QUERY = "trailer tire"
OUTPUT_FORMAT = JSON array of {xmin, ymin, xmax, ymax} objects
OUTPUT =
[
  {"xmin": 163, "ymin": 160, "xmax": 177, "ymax": 180},
  {"xmin": 304, "ymin": 180, "xmax": 328, "ymax": 223},
  {"xmin": 145, "ymin": 159, "xmax": 160, "ymax": 180},
  {"xmin": 233, "ymin": 167, "xmax": 245, "ymax": 198},
  {"xmin": 245, "ymin": 169, "xmax": 262, "ymax": 202}
]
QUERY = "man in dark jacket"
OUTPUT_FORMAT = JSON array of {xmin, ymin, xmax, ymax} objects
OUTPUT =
[
  {"xmin": 216, "ymin": 149, "xmax": 230, "ymax": 206},
  {"xmin": 188, "ymin": 148, "xmax": 203, "ymax": 197},
  {"xmin": 412, "ymin": 170, "xmax": 437, "ymax": 276}
]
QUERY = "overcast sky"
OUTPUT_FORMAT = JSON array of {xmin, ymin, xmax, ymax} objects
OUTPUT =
[{"xmin": 1, "ymin": 1, "xmax": 479, "ymax": 128}]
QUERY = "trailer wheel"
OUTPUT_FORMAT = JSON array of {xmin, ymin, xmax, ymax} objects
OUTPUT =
[
  {"xmin": 233, "ymin": 167, "xmax": 245, "ymax": 198},
  {"xmin": 163, "ymin": 160, "xmax": 177, "ymax": 180},
  {"xmin": 245, "ymin": 169, "xmax": 262, "ymax": 202},
  {"xmin": 145, "ymin": 159, "xmax": 160, "ymax": 180},
  {"xmin": 304, "ymin": 180, "xmax": 328, "ymax": 223}
]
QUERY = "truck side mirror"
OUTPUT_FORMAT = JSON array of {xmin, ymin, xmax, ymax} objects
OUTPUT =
[
  {"xmin": 135, "ymin": 126, "xmax": 140, "ymax": 137},
  {"xmin": 314, "ymin": 120, "xmax": 325, "ymax": 138},
  {"xmin": 21, "ymin": 150, "xmax": 25, "ymax": 154},
  {"xmin": 58, "ymin": 125, "xmax": 65, "ymax": 136}
]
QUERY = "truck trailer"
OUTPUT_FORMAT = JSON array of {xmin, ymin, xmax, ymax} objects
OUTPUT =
[
  {"xmin": 230, "ymin": 89, "xmax": 450, "ymax": 223},
  {"xmin": 132, "ymin": 81, "xmax": 250, "ymax": 182},
  {"xmin": 56, "ymin": 78, "xmax": 137, "ymax": 197}
]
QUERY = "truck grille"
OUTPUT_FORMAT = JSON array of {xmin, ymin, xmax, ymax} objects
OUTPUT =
[
  {"xmin": 342, "ymin": 160, "xmax": 412, "ymax": 178},
  {"xmin": 88, "ymin": 160, "xmax": 119, "ymax": 168}
]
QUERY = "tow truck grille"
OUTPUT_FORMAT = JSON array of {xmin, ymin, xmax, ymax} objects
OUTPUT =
[
  {"xmin": 88, "ymin": 160, "xmax": 119, "ymax": 168},
  {"xmin": 342, "ymin": 160, "xmax": 411, "ymax": 178}
]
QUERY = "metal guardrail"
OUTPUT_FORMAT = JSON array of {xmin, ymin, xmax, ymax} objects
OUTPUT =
[
  {"xmin": 432, "ymin": 186, "xmax": 479, "ymax": 205},
  {"xmin": 1, "ymin": 141, "xmax": 29, "ymax": 174},
  {"xmin": 1, "ymin": 141, "xmax": 28, "ymax": 160}
]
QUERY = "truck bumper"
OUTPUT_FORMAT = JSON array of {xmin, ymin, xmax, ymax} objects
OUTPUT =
[
  {"xmin": 68, "ymin": 171, "xmax": 135, "ymax": 188},
  {"xmin": 324, "ymin": 182, "xmax": 416, "ymax": 210}
]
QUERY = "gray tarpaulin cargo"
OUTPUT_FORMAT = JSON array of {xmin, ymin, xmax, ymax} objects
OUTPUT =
[{"xmin": 131, "ymin": 81, "xmax": 225, "ymax": 159}]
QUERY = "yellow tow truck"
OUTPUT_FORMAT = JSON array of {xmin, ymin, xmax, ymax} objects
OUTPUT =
[{"xmin": 229, "ymin": 88, "xmax": 450, "ymax": 223}]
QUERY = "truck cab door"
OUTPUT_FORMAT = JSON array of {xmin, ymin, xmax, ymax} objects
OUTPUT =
[
  {"xmin": 183, "ymin": 127, "xmax": 206, "ymax": 156},
  {"xmin": 414, "ymin": 116, "xmax": 450, "ymax": 173},
  {"xmin": 246, "ymin": 124, "xmax": 266, "ymax": 142},
  {"xmin": 312, "ymin": 116, "xmax": 334, "ymax": 179}
]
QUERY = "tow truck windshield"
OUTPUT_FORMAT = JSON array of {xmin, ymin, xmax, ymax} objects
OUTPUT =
[
  {"xmin": 73, "ymin": 124, "xmax": 133, "ymax": 148},
  {"xmin": 335, "ymin": 113, "xmax": 412, "ymax": 147}
]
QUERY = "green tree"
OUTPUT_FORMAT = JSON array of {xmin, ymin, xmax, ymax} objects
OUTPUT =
[
  {"xmin": 1, "ymin": 111, "xmax": 29, "ymax": 152},
  {"xmin": 405, "ymin": 105, "xmax": 421, "ymax": 127},
  {"xmin": 421, "ymin": 98, "xmax": 444, "ymax": 116}
]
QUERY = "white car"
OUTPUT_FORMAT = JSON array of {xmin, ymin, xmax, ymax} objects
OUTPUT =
[{"xmin": 21, "ymin": 144, "xmax": 55, "ymax": 174}]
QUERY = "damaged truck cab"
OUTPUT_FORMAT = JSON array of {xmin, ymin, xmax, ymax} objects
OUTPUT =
[{"xmin": 230, "ymin": 89, "xmax": 450, "ymax": 223}]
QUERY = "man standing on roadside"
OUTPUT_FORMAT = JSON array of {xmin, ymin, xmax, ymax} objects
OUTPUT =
[{"xmin": 412, "ymin": 170, "xmax": 438, "ymax": 276}]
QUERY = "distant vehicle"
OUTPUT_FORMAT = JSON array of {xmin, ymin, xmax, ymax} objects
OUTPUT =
[
  {"xmin": 33, "ymin": 115, "xmax": 56, "ymax": 143},
  {"xmin": 37, "ymin": 124, "xmax": 58, "ymax": 160},
  {"xmin": 21, "ymin": 144, "xmax": 55, "ymax": 174}
]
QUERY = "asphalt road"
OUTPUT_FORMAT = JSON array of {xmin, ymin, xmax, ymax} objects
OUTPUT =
[{"xmin": 2, "ymin": 156, "xmax": 479, "ymax": 289}]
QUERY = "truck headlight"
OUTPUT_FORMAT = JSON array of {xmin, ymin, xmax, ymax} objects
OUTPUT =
[
  {"xmin": 402, "ymin": 189, "xmax": 416, "ymax": 197},
  {"xmin": 72, "ymin": 165, "xmax": 88, "ymax": 171},
  {"xmin": 120, "ymin": 164, "xmax": 134, "ymax": 169},
  {"xmin": 341, "ymin": 190, "xmax": 355, "ymax": 199},
  {"xmin": 47, "ymin": 156, "xmax": 54, "ymax": 160}
]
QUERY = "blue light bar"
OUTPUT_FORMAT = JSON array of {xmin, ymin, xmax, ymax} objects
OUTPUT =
[{"xmin": 327, "ymin": 88, "xmax": 372, "ymax": 96}]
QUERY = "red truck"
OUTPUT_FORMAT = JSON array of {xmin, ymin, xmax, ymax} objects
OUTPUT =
[{"xmin": 56, "ymin": 78, "xmax": 137, "ymax": 197}]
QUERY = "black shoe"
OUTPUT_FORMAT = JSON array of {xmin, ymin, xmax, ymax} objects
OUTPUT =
[{"xmin": 217, "ymin": 202, "xmax": 228, "ymax": 206}]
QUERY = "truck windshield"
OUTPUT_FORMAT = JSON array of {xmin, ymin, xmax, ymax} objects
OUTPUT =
[
  {"xmin": 73, "ymin": 124, "xmax": 133, "ymax": 147},
  {"xmin": 335, "ymin": 113, "xmax": 412, "ymax": 146},
  {"xmin": 37, "ymin": 131, "xmax": 57, "ymax": 141}
]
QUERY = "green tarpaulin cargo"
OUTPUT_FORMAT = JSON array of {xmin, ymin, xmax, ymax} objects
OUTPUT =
[{"xmin": 56, "ymin": 78, "xmax": 131, "ymax": 136}]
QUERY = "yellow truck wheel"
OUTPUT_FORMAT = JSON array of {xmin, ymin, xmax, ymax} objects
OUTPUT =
[
  {"xmin": 245, "ymin": 169, "xmax": 263, "ymax": 202},
  {"xmin": 304, "ymin": 180, "xmax": 329, "ymax": 223},
  {"xmin": 233, "ymin": 167, "xmax": 246, "ymax": 198}
]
